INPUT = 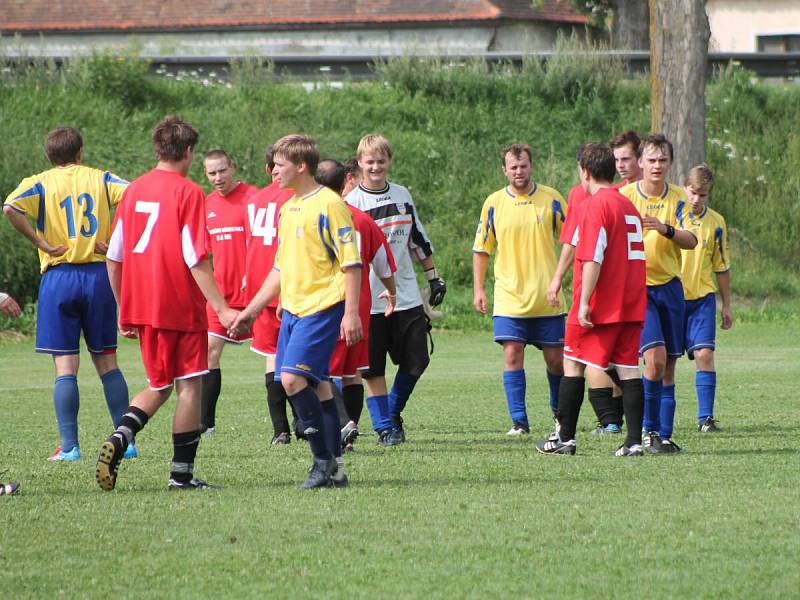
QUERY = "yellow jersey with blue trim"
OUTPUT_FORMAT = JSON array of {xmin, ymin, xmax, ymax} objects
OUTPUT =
[
  {"xmin": 274, "ymin": 186, "xmax": 361, "ymax": 317},
  {"xmin": 619, "ymin": 181, "xmax": 690, "ymax": 286},
  {"xmin": 680, "ymin": 206, "xmax": 730, "ymax": 300},
  {"xmin": 4, "ymin": 164, "xmax": 128, "ymax": 273},
  {"xmin": 473, "ymin": 183, "xmax": 566, "ymax": 317}
]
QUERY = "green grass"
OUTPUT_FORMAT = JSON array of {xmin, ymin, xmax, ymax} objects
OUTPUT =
[{"xmin": 1, "ymin": 323, "xmax": 798, "ymax": 598}]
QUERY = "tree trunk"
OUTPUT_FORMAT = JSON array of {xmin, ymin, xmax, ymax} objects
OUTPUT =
[
  {"xmin": 649, "ymin": 0, "xmax": 710, "ymax": 184},
  {"xmin": 610, "ymin": 0, "xmax": 650, "ymax": 50}
]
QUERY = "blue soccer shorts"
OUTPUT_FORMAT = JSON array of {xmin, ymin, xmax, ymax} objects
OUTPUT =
[
  {"xmin": 36, "ymin": 262, "xmax": 118, "ymax": 355},
  {"xmin": 640, "ymin": 277, "xmax": 685, "ymax": 357},
  {"xmin": 684, "ymin": 292, "xmax": 716, "ymax": 359},
  {"xmin": 493, "ymin": 314, "xmax": 565, "ymax": 350},
  {"xmin": 275, "ymin": 302, "xmax": 345, "ymax": 387}
]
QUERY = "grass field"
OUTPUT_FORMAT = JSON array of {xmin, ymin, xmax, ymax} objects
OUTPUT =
[{"xmin": 1, "ymin": 323, "xmax": 798, "ymax": 598}]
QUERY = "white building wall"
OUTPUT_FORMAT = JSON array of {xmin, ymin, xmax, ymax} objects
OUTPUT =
[{"xmin": 707, "ymin": 0, "xmax": 800, "ymax": 52}]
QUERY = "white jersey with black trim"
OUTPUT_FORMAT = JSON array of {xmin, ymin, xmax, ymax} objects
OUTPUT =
[{"xmin": 346, "ymin": 182, "xmax": 434, "ymax": 313}]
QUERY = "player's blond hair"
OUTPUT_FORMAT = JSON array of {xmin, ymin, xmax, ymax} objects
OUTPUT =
[
  {"xmin": 272, "ymin": 134, "xmax": 320, "ymax": 175},
  {"xmin": 685, "ymin": 163, "xmax": 715, "ymax": 193},
  {"xmin": 357, "ymin": 134, "xmax": 393, "ymax": 160}
]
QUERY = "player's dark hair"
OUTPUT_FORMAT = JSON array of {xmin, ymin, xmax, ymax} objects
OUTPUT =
[
  {"xmin": 204, "ymin": 148, "xmax": 233, "ymax": 166},
  {"xmin": 344, "ymin": 157, "xmax": 361, "ymax": 178},
  {"xmin": 152, "ymin": 116, "xmax": 199, "ymax": 162},
  {"xmin": 501, "ymin": 143, "xmax": 532, "ymax": 167},
  {"xmin": 272, "ymin": 134, "xmax": 320, "ymax": 175},
  {"xmin": 575, "ymin": 143, "xmax": 587, "ymax": 163},
  {"xmin": 45, "ymin": 127, "xmax": 83, "ymax": 166},
  {"xmin": 640, "ymin": 133, "xmax": 674, "ymax": 163},
  {"xmin": 315, "ymin": 159, "xmax": 346, "ymax": 195},
  {"xmin": 265, "ymin": 144, "xmax": 276, "ymax": 171},
  {"xmin": 578, "ymin": 143, "xmax": 616, "ymax": 183},
  {"xmin": 610, "ymin": 130, "xmax": 642, "ymax": 157}
]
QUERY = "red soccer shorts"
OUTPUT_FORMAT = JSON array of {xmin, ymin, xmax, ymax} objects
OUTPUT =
[
  {"xmin": 563, "ymin": 322, "xmax": 643, "ymax": 370},
  {"xmin": 206, "ymin": 303, "xmax": 251, "ymax": 343},
  {"xmin": 250, "ymin": 306, "xmax": 281, "ymax": 357},
  {"xmin": 329, "ymin": 337, "xmax": 369, "ymax": 378},
  {"xmin": 137, "ymin": 326, "xmax": 209, "ymax": 390}
]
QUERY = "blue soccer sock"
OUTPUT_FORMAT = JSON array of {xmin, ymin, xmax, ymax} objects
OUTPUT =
[
  {"xmin": 54, "ymin": 374, "xmax": 80, "ymax": 452},
  {"xmin": 320, "ymin": 399, "xmax": 342, "ymax": 458},
  {"xmin": 388, "ymin": 372, "xmax": 419, "ymax": 420},
  {"xmin": 659, "ymin": 384, "xmax": 676, "ymax": 439},
  {"xmin": 366, "ymin": 394, "xmax": 392, "ymax": 433},
  {"xmin": 696, "ymin": 370, "xmax": 716, "ymax": 422},
  {"xmin": 290, "ymin": 385, "xmax": 331, "ymax": 460},
  {"xmin": 100, "ymin": 368, "xmax": 129, "ymax": 427},
  {"xmin": 642, "ymin": 376, "xmax": 662, "ymax": 433},
  {"xmin": 546, "ymin": 370, "xmax": 562, "ymax": 414},
  {"xmin": 503, "ymin": 369, "xmax": 528, "ymax": 429}
]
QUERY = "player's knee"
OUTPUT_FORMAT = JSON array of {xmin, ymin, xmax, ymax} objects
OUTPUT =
[
  {"xmin": 280, "ymin": 373, "xmax": 306, "ymax": 396},
  {"xmin": 694, "ymin": 348, "xmax": 715, "ymax": 370}
]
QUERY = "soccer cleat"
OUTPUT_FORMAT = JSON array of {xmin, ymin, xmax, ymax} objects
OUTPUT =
[
  {"xmin": 299, "ymin": 457, "xmax": 337, "ymax": 489},
  {"xmin": 506, "ymin": 424, "xmax": 530, "ymax": 436},
  {"xmin": 535, "ymin": 437, "xmax": 576, "ymax": 455},
  {"xmin": 612, "ymin": 444, "xmax": 644, "ymax": 457},
  {"xmin": 377, "ymin": 429, "xmax": 393, "ymax": 446},
  {"xmin": 96, "ymin": 438, "xmax": 123, "ymax": 491},
  {"xmin": 658, "ymin": 438, "xmax": 682, "ymax": 454},
  {"xmin": 331, "ymin": 456, "xmax": 348, "ymax": 488},
  {"xmin": 643, "ymin": 431, "xmax": 663, "ymax": 454},
  {"xmin": 0, "ymin": 471, "xmax": 20, "ymax": 496},
  {"xmin": 200, "ymin": 426, "xmax": 216, "ymax": 436},
  {"xmin": 123, "ymin": 442, "xmax": 138, "ymax": 459},
  {"xmin": 48, "ymin": 446, "xmax": 80, "ymax": 461},
  {"xmin": 340, "ymin": 420, "xmax": 359, "ymax": 449},
  {"xmin": 698, "ymin": 417, "xmax": 721, "ymax": 433},
  {"xmin": 271, "ymin": 432, "xmax": 291, "ymax": 445},
  {"xmin": 590, "ymin": 423, "xmax": 622, "ymax": 435},
  {"xmin": 168, "ymin": 477, "xmax": 223, "ymax": 490},
  {"xmin": 390, "ymin": 416, "xmax": 406, "ymax": 444}
]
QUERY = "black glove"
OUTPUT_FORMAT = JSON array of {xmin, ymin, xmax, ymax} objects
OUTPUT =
[{"xmin": 428, "ymin": 277, "xmax": 447, "ymax": 307}]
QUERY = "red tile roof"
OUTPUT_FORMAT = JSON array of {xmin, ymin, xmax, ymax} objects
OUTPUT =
[{"xmin": 1, "ymin": 1, "xmax": 586, "ymax": 33}]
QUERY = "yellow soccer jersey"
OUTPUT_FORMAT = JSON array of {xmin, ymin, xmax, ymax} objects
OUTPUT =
[
  {"xmin": 473, "ymin": 184, "xmax": 566, "ymax": 317},
  {"xmin": 274, "ymin": 186, "xmax": 361, "ymax": 317},
  {"xmin": 620, "ymin": 181, "xmax": 690, "ymax": 286},
  {"xmin": 680, "ymin": 206, "xmax": 730, "ymax": 300},
  {"xmin": 4, "ymin": 164, "xmax": 128, "ymax": 273}
]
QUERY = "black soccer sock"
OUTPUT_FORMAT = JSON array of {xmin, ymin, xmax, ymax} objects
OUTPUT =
[
  {"xmin": 265, "ymin": 372, "xmax": 290, "ymax": 436},
  {"xmin": 320, "ymin": 399, "xmax": 342, "ymax": 459},
  {"xmin": 201, "ymin": 369, "xmax": 222, "ymax": 429},
  {"xmin": 111, "ymin": 406, "xmax": 149, "ymax": 452},
  {"xmin": 289, "ymin": 386, "xmax": 332, "ymax": 461},
  {"xmin": 343, "ymin": 384, "xmax": 364, "ymax": 424},
  {"xmin": 588, "ymin": 387, "xmax": 616, "ymax": 427},
  {"xmin": 612, "ymin": 394, "xmax": 624, "ymax": 427},
  {"xmin": 556, "ymin": 376, "xmax": 585, "ymax": 441},
  {"xmin": 620, "ymin": 378, "xmax": 645, "ymax": 448},
  {"xmin": 171, "ymin": 430, "xmax": 201, "ymax": 484}
]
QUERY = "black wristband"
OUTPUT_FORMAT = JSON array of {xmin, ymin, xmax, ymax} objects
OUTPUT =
[{"xmin": 664, "ymin": 225, "xmax": 676, "ymax": 239}]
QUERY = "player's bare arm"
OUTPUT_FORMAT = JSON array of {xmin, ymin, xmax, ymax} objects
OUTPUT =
[
  {"xmin": 578, "ymin": 260, "xmax": 602, "ymax": 329},
  {"xmin": 3, "ymin": 205, "xmax": 68, "ymax": 257},
  {"xmin": 106, "ymin": 258, "xmax": 137, "ymax": 338},
  {"xmin": 472, "ymin": 251, "xmax": 489, "ymax": 314},
  {"xmin": 641, "ymin": 214, "xmax": 698, "ymax": 249},
  {"xmin": 716, "ymin": 270, "xmax": 733, "ymax": 329},
  {"xmin": 190, "ymin": 258, "xmax": 238, "ymax": 329},
  {"xmin": 232, "ymin": 268, "xmax": 281, "ymax": 335},
  {"xmin": 341, "ymin": 265, "xmax": 363, "ymax": 347},
  {"xmin": 548, "ymin": 244, "xmax": 575, "ymax": 307},
  {"xmin": 377, "ymin": 274, "xmax": 398, "ymax": 317}
]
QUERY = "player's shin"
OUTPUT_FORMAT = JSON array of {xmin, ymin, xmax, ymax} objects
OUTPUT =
[
  {"xmin": 101, "ymin": 368, "xmax": 130, "ymax": 427},
  {"xmin": 54, "ymin": 374, "xmax": 80, "ymax": 452},
  {"xmin": 556, "ymin": 376, "xmax": 585, "ymax": 441},
  {"xmin": 265, "ymin": 372, "xmax": 290, "ymax": 435},
  {"xmin": 171, "ymin": 430, "xmax": 201, "ymax": 484},
  {"xmin": 290, "ymin": 387, "xmax": 332, "ymax": 460},
  {"xmin": 620, "ymin": 378, "xmax": 644, "ymax": 447},
  {"xmin": 588, "ymin": 387, "xmax": 616, "ymax": 426},
  {"xmin": 320, "ymin": 399, "xmax": 342, "ymax": 459},
  {"xmin": 659, "ymin": 384, "xmax": 676, "ymax": 439},
  {"xmin": 201, "ymin": 369, "xmax": 222, "ymax": 430}
]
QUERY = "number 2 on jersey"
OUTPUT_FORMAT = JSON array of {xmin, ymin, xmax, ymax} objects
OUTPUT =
[
  {"xmin": 625, "ymin": 215, "xmax": 646, "ymax": 261},
  {"xmin": 133, "ymin": 201, "xmax": 160, "ymax": 253},
  {"xmin": 248, "ymin": 202, "xmax": 278, "ymax": 245}
]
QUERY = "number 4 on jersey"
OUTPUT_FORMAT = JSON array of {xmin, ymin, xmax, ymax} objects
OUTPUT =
[{"xmin": 248, "ymin": 203, "xmax": 278, "ymax": 245}]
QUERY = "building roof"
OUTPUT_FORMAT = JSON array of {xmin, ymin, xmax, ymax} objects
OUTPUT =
[{"xmin": 1, "ymin": 0, "xmax": 587, "ymax": 34}]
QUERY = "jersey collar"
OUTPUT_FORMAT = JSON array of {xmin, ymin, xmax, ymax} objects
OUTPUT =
[
  {"xmin": 358, "ymin": 182, "xmax": 390, "ymax": 195},
  {"xmin": 635, "ymin": 181, "xmax": 669, "ymax": 200},
  {"xmin": 504, "ymin": 183, "xmax": 537, "ymax": 198}
]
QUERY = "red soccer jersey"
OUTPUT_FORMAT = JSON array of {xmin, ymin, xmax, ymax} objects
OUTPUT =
[
  {"xmin": 348, "ymin": 204, "xmax": 397, "ymax": 329},
  {"xmin": 244, "ymin": 181, "xmax": 293, "ymax": 309},
  {"xmin": 107, "ymin": 169, "xmax": 209, "ymax": 332},
  {"xmin": 568, "ymin": 187, "xmax": 647, "ymax": 325},
  {"xmin": 206, "ymin": 182, "xmax": 256, "ymax": 307},
  {"xmin": 561, "ymin": 183, "xmax": 590, "ymax": 246}
]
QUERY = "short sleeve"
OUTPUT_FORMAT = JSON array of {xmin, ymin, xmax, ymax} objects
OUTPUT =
[{"xmin": 472, "ymin": 197, "xmax": 496, "ymax": 255}]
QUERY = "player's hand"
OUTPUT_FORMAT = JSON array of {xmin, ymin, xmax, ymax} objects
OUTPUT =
[
  {"xmin": 721, "ymin": 306, "xmax": 733, "ymax": 330},
  {"xmin": 276, "ymin": 303, "xmax": 283, "ymax": 321},
  {"xmin": 229, "ymin": 311, "xmax": 255, "ymax": 338},
  {"xmin": 95, "ymin": 241, "xmax": 109, "ymax": 255},
  {"xmin": 0, "ymin": 295, "xmax": 22, "ymax": 317},
  {"xmin": 428, "ymin": 277, "xmax": 447, "ymax": 306},
  {"xmin": 379, "ymin": 291, "xmax": 396, "ymax": 317},
  {"xmin": 473, "ymin": 290, "xmax": 488, "ymax": 314},
  {"xmin": 340, "ymin": 313, "xmax": 363, "ymax": 347},
  {"xmin": 546, "ymin": 279, "xmax": 561, "ymax": 307},
  {"xmin": 40, "ymin": 241, "xmax": 68, "ymax": 257},
  {"xmin": 218, "ymin": 307, "xmax": 240, "ymax": 331},
  {"xmin": 118, "ymin": 320, "xmax": 138, "ymax": 339},
  {"xmin": 578, "ymin": 303, "xmax": 593, "ymax": 329},
  {"xmin": 642, "ymin": 215, "xmax": 665, "ymax": 234}
]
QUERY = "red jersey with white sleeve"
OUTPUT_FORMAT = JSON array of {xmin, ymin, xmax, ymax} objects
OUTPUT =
[
  {"xmin": 560, "ymin": 179, "xmax": 629, "ymax": 247},
  {"xmin": 107, "ymin": 169, "xmax": 209, "ymax": 332},
  {"xmin": 568, "ymin": 187, "xmax": 646, "ymax": 326},
  {"xmin": 206, "ymin": 181, "xmax": 256, "ymax": 308},
  {"xmin": 244, "ymin": 181, "xmax": 293, "ymax": 309}
]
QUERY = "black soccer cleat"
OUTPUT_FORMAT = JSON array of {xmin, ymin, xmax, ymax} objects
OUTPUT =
[
  {"xmin": 271, "ymin": 432, "xmax": 291, "ymax": 445},
  {"xmin": 96, "ymin": 436, "xmax": 124, "ymax": 491},
  {"xmin": 168, "ymin": 477, "xmax": 223, "ymax": 490},
  {"xmin": 643, "ymin": 431, "xmax": 663, "ymax": 454},
  {"xmin": 535, "ymin": 437, "xmax": 577, "ymax": 455},
  {"xmin": 698, "ymin": 417, "xmax": 721, "ymax": 433},
  {"xmin": 612, "ymin": 443, "xmax": 644, "ymax": 457},
  {"xmin": 658, "ymin": 438, "xmax": 682, "ymax": 454},
  {"xmin": 299, "ymin": 458, "xmax": 337, "ymax": 489}
]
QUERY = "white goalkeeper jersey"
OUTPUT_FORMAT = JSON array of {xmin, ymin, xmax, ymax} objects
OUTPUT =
[{"xmin": 346, "ymin": 182, "xmax": 434, "ymax": 314}]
